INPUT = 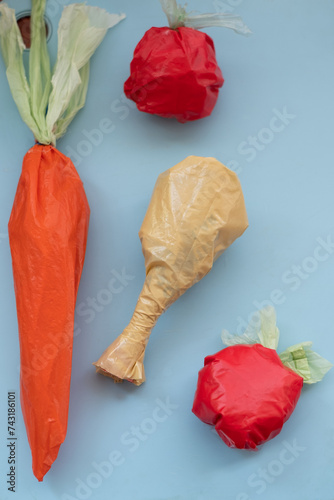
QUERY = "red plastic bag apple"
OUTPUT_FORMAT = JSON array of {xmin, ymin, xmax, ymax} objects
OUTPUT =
[
  {"xmin": 192, "ymin": 307, "xmax": 332, "ymax": 450},
  {"xmin": 124, "ymin": 0, "xmax": 251, "ymax": 122}
]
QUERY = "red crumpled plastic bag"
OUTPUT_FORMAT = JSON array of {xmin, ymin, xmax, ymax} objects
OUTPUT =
[
  {"xmin": 192, "ymin": 344, "xmax": 303, "ymax": 449},
  {"xmin": 124, "ymin": 1, "xmax": 251, "ymax": 123},
  {"xmin": 124, "ymin": 26, "xmax": 224, "ymax": 123}
]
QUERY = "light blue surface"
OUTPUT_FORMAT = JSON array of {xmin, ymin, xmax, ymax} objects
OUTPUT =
[{"xmin": 1, "ymin": 1, "xmax": 334, "ymax": 499}]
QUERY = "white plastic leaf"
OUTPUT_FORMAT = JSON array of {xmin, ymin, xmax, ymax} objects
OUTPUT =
[
  {"xmin": 54, "ymin": 63, "xmax": 90, "ymax": 140},
  {"xmin": 0, "ymin": 3, "xmax": 41, "ymax": 140},
  {"xmin": 160, "ymin": 0, "xmax": 187, "ymax": 29},
  {"xmin": 279, "ymin": 342, "xmax": 333, "ymax": 384},
  {"xmin": 221, "ymin": 306, "xmax": 280, "ymax": 349},
  {"xmin": 183, "ymin": 13, "xmax": 251, "ymax": 35},
  {"xmin": 46, "ymin": 4, "xmax": 125, "ymax": 143},
  {"xmin": 221, "ymin": 326, "xmax": 259, "ymax": 347},
  {"xmin": 256, "ymin": 306, "xmax": 280, "ymax": 349},
  {"xmin": 160, "ymin": 0, "xmax": 251, "ymax": 35},
  {"xmin": 29, "ymin": 0, "xmax": 52, "ymax": 143}
]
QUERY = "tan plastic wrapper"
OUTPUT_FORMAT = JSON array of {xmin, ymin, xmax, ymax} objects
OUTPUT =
[{"xmin": 93, "ymin": 156, "xmax": 248, "ymax": 385}]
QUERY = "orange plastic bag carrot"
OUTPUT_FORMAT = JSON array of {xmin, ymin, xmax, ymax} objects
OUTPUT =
[
  {"xmin": 9, "ymin": 145, "xmax": 90, "ymax": 480},
  {"xmin": 0, "ymin": 0, "xmax": 125, "ymax": 481}
]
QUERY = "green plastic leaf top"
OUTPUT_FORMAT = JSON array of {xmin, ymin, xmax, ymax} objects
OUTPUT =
[
  {"xmin": 221, "ymin": 306, "xmax": 332, "ymax": 384},
  {"xmin": 160, "ymin": 0, "xmax": 251, "ymax": 35},
  {"xmin": 0, "ymin": 1, "xmax": 125, "ymax": 145}
]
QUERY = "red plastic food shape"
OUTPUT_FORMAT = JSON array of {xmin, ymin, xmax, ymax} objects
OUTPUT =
[
  {"xmin": 124, "ymin": 0, "xmax": 251, "ymax": 122},
  {"xmin": 192, "ymin": 307, "xmax": 332, "ymax": 450}
]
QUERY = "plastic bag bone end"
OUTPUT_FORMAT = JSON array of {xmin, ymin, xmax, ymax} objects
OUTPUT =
[
  {"xmin": 93, "ymin": 334, "xmax": 146, "ymax": 386},
  {"xmin": 93, "ymin": 362, "xmax": 145, "ymax": 386}
]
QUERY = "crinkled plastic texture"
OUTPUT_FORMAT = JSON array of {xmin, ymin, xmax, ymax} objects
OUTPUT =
[
  {"xmin": 192, "ymin": 344, "xmax": 303, "ymax": 449},
  {"xmin": 221, "ymin": 306, "xmax": 280, "ymax": 350},
  {"xmin": 221, "ymin": 306, "xmax": 333, "ymax": 384},
  {"xmin": 279, "ymin": 341, "xmax": 333, "ymax": 384},
  {"xmin": 46, "ymin": 5, "xmax": 125, "ymax": 143},
  {"xmin": 8, "ymin": 145, "xmax": 90, "ymax": 480},
  {"xmin": 124, "ymin": 26, "xmax": 224, "ymax": 122},
  {"xmin": 94, "ymin": 156, "xmax": 248, "ymax": 384},
  {"xmin": 159, "ymin": 0, "xmax": 252, "ymax": 34},
  {"xmin": 0, "ymin": 0, "xmax": 124, "ymax": 481},
  {"xmin": 0, "ymin": 2, "xmax": 125, "ymax": 144}
]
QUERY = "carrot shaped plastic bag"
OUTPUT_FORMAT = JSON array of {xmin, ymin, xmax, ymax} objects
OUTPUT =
[
  {"xmin": 94, "ymin": 156, "xmax": 248, "ymax": 385},
  {"xmin": 0, "ymin": 1, "xmax": 125, "ymax": 481},
  {"xmin": 9, "ymin": 145, "xmax": 90, "ymax": 480}
]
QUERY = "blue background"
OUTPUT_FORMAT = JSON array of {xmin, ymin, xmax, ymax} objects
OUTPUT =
[{"xmin": 1, "ymin": 1, "xmax": 334, "ymax": 499}]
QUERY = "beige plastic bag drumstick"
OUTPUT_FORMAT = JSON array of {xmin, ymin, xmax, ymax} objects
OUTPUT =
[{"xmin": 93, "ymin": 156, "xmax": 248, "ymax": 385}]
